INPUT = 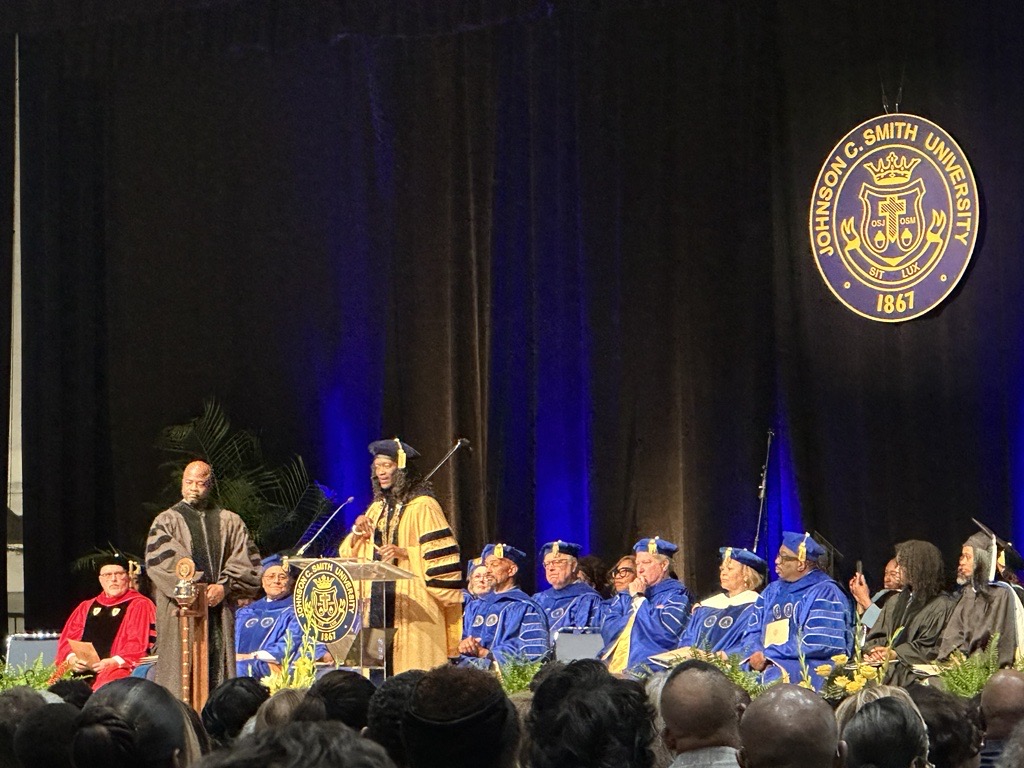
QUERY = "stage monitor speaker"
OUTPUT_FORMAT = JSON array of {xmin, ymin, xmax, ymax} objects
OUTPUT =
[{"xmin": 553, "ymin": 630, "xmax": 604, "ymax": 662}]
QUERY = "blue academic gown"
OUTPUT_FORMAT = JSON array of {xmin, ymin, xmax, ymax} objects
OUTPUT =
[
  {"xmin": 599, "ymin": 578, "xmax": 693, "ymax": 672},
  {"xmin": 460, "ymin": 588, "xmax": 550, "ymax": 665},
  {"xmin": 532, "ymin": 581, "xmax": 604, "ymax": 638},
  {"xmin": 678, "ymin": 590, "xmax": 760, "ymax": 657},
  {"xmin": 742, "ymin": 569, "xmax": 852, "ymax": 689},
  {"xmin": 235, "ymin": 596, "xmax": 308, "ymax": 678}
]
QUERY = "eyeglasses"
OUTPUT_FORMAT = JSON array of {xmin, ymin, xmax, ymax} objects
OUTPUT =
[
  {"xmin": 610, "ymin": 567, "xmax": 636, "ymax": 578},
  {"xmin": 776, "ymin": 555, "xmax": 801, "ymax": 562},
  {"xmin": 99, "ymin": 571, "xmax": 128, "ymax": 580},
  {"xmin": 544, "ymin": 558, "xmax": 572, "ymax": 569}
]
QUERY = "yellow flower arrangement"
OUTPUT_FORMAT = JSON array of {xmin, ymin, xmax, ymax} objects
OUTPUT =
[
  {"xmin": 832, "ymin": 675, "xmax": 852, "ymax": 689},
  {"xmin": 831, "ymin": 653, "xmax": 849, "ymax": 665},
  {"xmin": 845, "ymin": 678, "xmax": 866, "ymax": 693},
  {"xmin": 814, "ymin": 663, "xmax": 834, "ymax": 677}
]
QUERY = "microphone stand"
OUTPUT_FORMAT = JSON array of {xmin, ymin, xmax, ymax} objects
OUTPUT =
[
  {"xmin": 295, "ymin": 496, "xmax": 355, "ymax": 557},
  {"xmin": 423, "ymin": 437, "xmax": 471, "ymax": 482},
  {"xmin": 752, "ymin": 429, "xmax": 774, "ymax": 554}
]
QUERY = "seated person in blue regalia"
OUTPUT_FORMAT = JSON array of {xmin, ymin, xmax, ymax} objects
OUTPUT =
[
  {"xmin": 532, "ymin": 540, "xmax": 604, "ymax": 639},
  {"xmin": 457, "ymin": 543, "xmax": 549, "ymax": 667},
  {"xmin": 235, "ymin": 555, "xmax": 321, "ymax": 678},
  {"xmin": 743, "ymin": 531, "xmax": 853, "ymax": 690},
  {"xmin": 676, "ymin": 546, "xmax": 766, "ymax": 658},
  {"xmin": 599, "ymin": 536, "xmax": 693, "ymax": 675}
]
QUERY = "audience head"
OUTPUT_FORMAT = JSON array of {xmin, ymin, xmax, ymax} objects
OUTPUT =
[
  {"xmin": 0, "ymin": 686, "xmax": 47, "ymax": 766},
  {"xmin": 292, "ymin": 669, "xmax": 376, "ymax": 730},
  {"xmin": 48, "ymin": 678, "xmax": 94, "ymax": 709},
  {"xmin": 660, "ymin": 663, "xmax": 744, "ymax": 753},
  {"xmin": 907, "ymin": 684, "xmax": 983, "ymax": 768},
  {"xmin": 364, "ymin": 669, "xmax": 426, "ymax": 768},
  {"xmin": 982, "ymin": 669, "xmax": 1024, "ymax": 741},
  {"xmin": 13, "ymin": 701, "xmax": 78, "ymax": 768},
  {"xmin": 997, "ymin": 719, "xmax": 1024, "ymax": 768},
  {"xmin": 195, "ymin": 719, "xmax": 394, "ymax": 768},
  {"xmin": 254, "ymin": 688, "xmax": 306, "ymax": 732},
  {"xmin": 403, "ymin": 665, "xmax": 519, "ymax": 768},
  {"xmin": 528, "ymin": 676, "xmax": 655, "ymax": 768},
  {"xmin": 73, "ymin": 677, "xmax": 205, "ymax": 768},
  {"xmin": 895, "ymin": 540, "xmax": 945, "ymax": 603},
  {"xmin": 834, "ymin": 685, "xmax": 922, "ymax": 734},
  {"xmin": 202, "ymin": 677, "xmax": 270, "ymax": 749},
  {"xmin": 842, "ymin": 697, "xmax": 929, "ymax": 768},
  {"xmin": 737, "ymin": 684, "xmax": 843, "ymax": 768}
]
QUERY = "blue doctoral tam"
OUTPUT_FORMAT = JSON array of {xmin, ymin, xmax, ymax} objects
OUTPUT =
[
  {"xmin": 482, "ymin": 543, "xmax": 527, "ymax": 569},
  {"xmin": 719, "ymin": 547, "xmax": 768, "ymax": 574},
  {"xmin": 781, "ymin": 531, "xmax": 826, "ymax": 561},
  {"xmin": 367, "ymin": 438, "xmax": 420, "ymax": 460},
  {"xmin": 540, "ymin": 540, "xmax": 582, "ymax": 559},
  {"xmin": 634, "ymin": 537, "xmax": 679, "ymax": 557}
]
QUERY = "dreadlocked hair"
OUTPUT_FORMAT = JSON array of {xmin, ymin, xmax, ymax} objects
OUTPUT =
[{"xmin": 894, "ymin": 539, "xmax": 945, "ymax": 605}]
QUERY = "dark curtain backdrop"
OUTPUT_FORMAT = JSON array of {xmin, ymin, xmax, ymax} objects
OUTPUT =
[{"xmin": 7, "ymin": 0, "xmax": 1024, "ymax": 627}]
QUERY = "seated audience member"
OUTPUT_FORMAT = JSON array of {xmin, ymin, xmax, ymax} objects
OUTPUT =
[
  {"xmin": 744, "ymin": 532, "xmax": 852, "ymax": 689},
  {"xmin": 403, "ymin": 665, "xmax": 520, "ymax": 768},
  {"xmin": 980, "ymin": 670, "xmax": 1024, "ymax": 768},
  {"xmin": 13, "ymin": 702, "xmax": 79, "ymax": 768},
  {"xmin": 737, "ymin": 684, "xmax": 845, "ymax": 768},
  {"xmin": 48, "ymin": 678, "xmax": 94, "ymax": 709},
  {"xmin": 997, "ymin": 721, "xmax": 1024, "ymax": 768},
  {"xmin": 939, "ymin": 532, "xmax": 1024, "ymax": 668},
  {"xmin": 72, "ymin": 677, "xmax": 207, "ymax": 768},
  {"xmin": 458, "ymin": 543, "xmax": 549, "ymax": 666},
  {"xmin": 863, "ymin": 540, "xmax": 956, "ymax": 685},
  {"xmin": 677, "ymin": 547, "xmax": 766, "ymax": 658},
  {"xmin": 659, "ymin": 662, "xmax": 745, "ymax": 768},
  {"xmin": 849, "ymin": 557, "xmax": 903, "ymax": 631},
  {"xmin": 842, "ymin": 697, "xmax": 930, "ymax": 768},
  {"xmin": 607, "ymin": 555, "xmax": 638, "ymax": 600},
  {"xmin": 833, "ymin": 685, "xmax": 924, "ymax": 734},
  {"xmin": 527, "ymin": 676, "xmax": 656, "ymax": 768},
  {"xmin": 201, "ymin": 677, "xmax": 270, "ymax": 750},
  {"xmin": 600, "ymin": 537, "xmax": 693, "ymax": 675},
  {"xmin": 253, "ymin": 688, "xmax": 305, "ymax": 732},
  {"xmin": 0, "ymin": 687, "xmax": 47, "ymax": 767},
  {"xmin": 364, "ymin": 669, "xmax": 427, "ymax": 768},
  {"xmin": 533, "ymin": 540, "xmax": 604, "ymax": 637},
  {"xmin": 57, "ymin": 553, "xmax": 156, "ymax": 690},
  {"xmin": 235, "ymin": 555, "xmax": 322, "ymax": 679},
  {"xmin": 194, "ymin": 720, "xmax": 394, "ymax": 768},
  {"xmin": 907, "ymin": 684, "xmax": 984, "ymax": 768},
  {"xmin": 291, "ymin": 668, "xmax": 376, "ymax": 730}
]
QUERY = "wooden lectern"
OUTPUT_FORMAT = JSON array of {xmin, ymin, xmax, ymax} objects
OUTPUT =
[{"xmin": 173, "ymin": 558, "xmax": 209, "ymax": 711}]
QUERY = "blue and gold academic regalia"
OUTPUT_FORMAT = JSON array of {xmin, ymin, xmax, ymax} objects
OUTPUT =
[
  {"xmin": 461, "ymin": 588, "xmax": 550, "ymax": 664},
  {"xmin": 533, "ymin": 581, "xmax": 604, "ymax": 638},
  {"xmin": 599, "ymin": 578, "xmax": 692, "ymax": 674},
  {"xmin": 677, "ymin": 590, "xmax": 759, "ymax": 657},
  {"xmin": 235, "ymin": 596, "xmax": 307, "ymax": 678},
  {"xmin": 742, "ymin": 568, "xmax": 852, "ymax": 689}
]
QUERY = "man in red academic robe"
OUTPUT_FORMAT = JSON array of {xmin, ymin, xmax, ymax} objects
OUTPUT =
[{"xmin": 56, "ymin": 553, "xmax": 156, "ymax": 689}]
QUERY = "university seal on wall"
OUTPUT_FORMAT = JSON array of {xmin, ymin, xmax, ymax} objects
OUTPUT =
[
  {"xmin": 294, "ymin": 560, "xmax": 358, "ymax": 643},
  {"xmin": 809, "ymin": 114, "xmax": 979, "ymax": 321}
]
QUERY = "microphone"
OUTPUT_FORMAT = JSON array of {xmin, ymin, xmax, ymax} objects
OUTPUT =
[{"xmin": 295, "ymin": 496, "xmax": 356, "ymax": 557}]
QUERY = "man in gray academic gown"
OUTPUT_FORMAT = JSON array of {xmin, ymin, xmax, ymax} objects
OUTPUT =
[
  {"xmin": 145, "ymin": 460, "xmax": 262, "ymax": 697},
  {"xmin": 937, "ymin": 531, "xmax": 1024, "ymax": 668}
]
